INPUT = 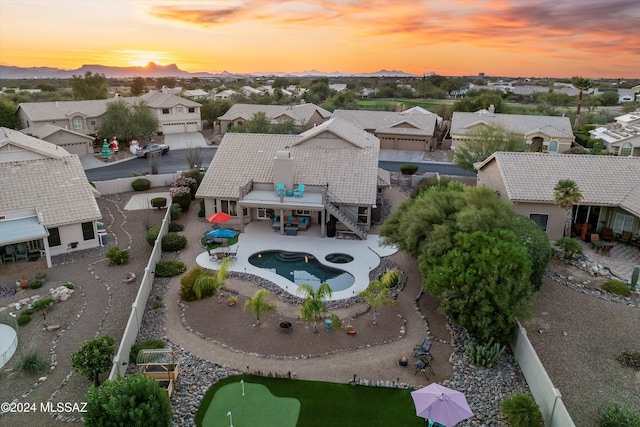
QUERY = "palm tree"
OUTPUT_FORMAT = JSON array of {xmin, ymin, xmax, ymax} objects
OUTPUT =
[
  {"xmin": 243, "ymin": 289, "xmax": 276, "ymax": 325},
  {"xmin": 571, "ymin": 76, "xmax": 592, "ymax": 130},
  {"xmin": 192, "ymin": 257, "xmax": 231, "ymax": 300},
  {"xmin": 360, "ymin": 279, "xmax": 396, "ymax": 325},
  {"xmin": 553, "ymin": 179, "xmax": 583, "ymax": 237},
  {"xmin": 298, "ymin": 283, "xmax": 332, "ymax": 333}
]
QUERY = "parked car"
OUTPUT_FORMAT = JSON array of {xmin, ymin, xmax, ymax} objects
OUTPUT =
[{"xmin": 135, "ymin": 143, "xmax": 170, "ymax": 158}]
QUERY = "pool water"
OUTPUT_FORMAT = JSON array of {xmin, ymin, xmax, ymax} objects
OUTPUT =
[{"xmin": 248, "ymin": 250, "xmax": 355, "ymax": 292}]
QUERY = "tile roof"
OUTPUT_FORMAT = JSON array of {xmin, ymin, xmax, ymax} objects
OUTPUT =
[
  {"xmin": 217, "ymin": 103, "xmax": 332, "ymax": 125},
  {"xmin": 22, "ymin": 123, "xmax": 93, "ymax": 141},
  {"xmin": 590, "ymin": 111, "xmax": 640, "ymax": 146},
  {"xmin": 451, "ymin": 111, "xmax": 573, "ymax": 139},
  {"xmin": 332, "ymin": 109, "xmax": 438, "ymax": 135},
  {"xmin": 196, "ymin": 118, "xmax": 379, "ymax": 205},
  {"xmin": 0, "ymin": 128, "xmax": 101, "ymax": 227},
  {"xmin": 476, "ymin": 152, "xmax": 640, "ymax": 216}
]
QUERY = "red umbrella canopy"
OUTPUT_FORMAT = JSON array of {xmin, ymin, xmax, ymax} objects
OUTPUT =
[{"xmin": 206, "ymin": 212, "xmax": 232, "ymax": 223}]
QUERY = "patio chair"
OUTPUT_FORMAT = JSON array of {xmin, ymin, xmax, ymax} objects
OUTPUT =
[
  {"xmin": 600, "ymin": 243, "xmax": 615, "ymax": 257},
  {"xmin": 413, "ymin": 339, "xmax": 433, "ymax": 359},
  {"xmin": 618, "ymin": 231, "xmax": 633, "ymax": 245},
  {"xmin": 414, "ymin": 359, "xmax": 434, "ymax": 379},
  {"xmin": 275, "ymin": 183, "xmax": 285, "ymax": 196},
  {"xmin": 2, "ymin": 245, "xmax": 16, "ymax": 263},
  {"xmin": 15, "ymin": 243, "xmax": 28, "ymax": 261},
  {"xmin": 293, "ymin": 184, "xmax": 305, "ymax": 198},
  {"xmin": 601, "ymin": 228, "xmax": 614, "ymax": 242},
  {"xmin": 227, "ymin": 246, "xmax": 239, "ymax": 260},
  {"xmin": 589, "ymin": 233, "xmax": 600, "ymax": 249}
]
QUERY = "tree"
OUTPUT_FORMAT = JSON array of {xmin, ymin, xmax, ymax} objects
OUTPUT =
[
  {"xmin": 243, "ymin": 289, "xmax": 276, "ymax": 325},
  {"xmin": 85, "ymin": 373, "xmax": 172, "ymax": 427},
  {"xmin": 298, "ymin": 283, "xmax": 332, "ymax": 332},
  {"xmin": 553, "ymin": 179, "xmax": 583, "ymax": 237},
  {"xmin": 70, "ymin": 335, "xmax": 115, "ymax": 387},
  {"xmin": 230, "ymin": 111, "xmax": 270, "ymax": 133},
  {"xmin": 192, "ymin": 257, "xmax": 231, "ymax": 300},
  {"xmin": 130, "ymin": 77, "xmax": 146, "ymax": 96},
  {"xmin": 509, "ymin": 215, "xmax": 552, "ymax": 291},
  {"xmin": 98, "ymin": 100, "xmax": 158, "ymax": 141},
  {"xmin": 359, "ymin": 279, "xmax": 395, "ymax": 325},
  {"xmin": 598, "ymin": 91, "xmax": 620, "ymax": 106},
  {"xmin": 453, "ymin": 123, "xmax": 526, "ymax": 170},
  {"xmin": 571, "ymin": 76, "xmax": 592, "ymax": 129},
  {"xmin": 0, "ymin": 98, "xmax": 18, "ymax": 128},
  {"xmin": 71, "ymin": 71, "xmax": 109, "ymax": 100},
  {"xmin": 424, "ymin": 229, "xmax": 533, "ymax": 342}
]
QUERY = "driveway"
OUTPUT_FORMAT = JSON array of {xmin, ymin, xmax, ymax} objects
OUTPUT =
[{"xmin": 164, "ymin": 132, "xmax": 209, "ymax": 150}]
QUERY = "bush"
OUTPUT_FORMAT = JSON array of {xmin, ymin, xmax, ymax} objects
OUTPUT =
[
  {"xmin": 179, "ymin": 267, "xmax": 214, "ymax": 301},
  {"xmin": 155, "ymin": 260, "xmax": 187, "ymax": 277},
  {"xmin": 150, "ymin": 197, "xmax": 167, "ymax": 209},
  {"xmin": 161, "ymin": 233, "xmax": 187, "ymax": 251},
  {"xmin": 500, "ymin": 393, "xmax": 543, "ymax": 427},
  {"xmin": 22, "ymin": 308, "xmax": 35, "ymax": 316},
  {"xmin": 555, "ymin": 237, "xmax": 582, "ymax": 258},
  {"xmin": 17, "ymin": 314, "xmax": 32, "ymax": 326},
  {"xmin": 145, "ymin": 225, "xmax": 161, "ymax": 247},
  {"xmin": 617, "ymin": 351, "xmax": 640, "ymax": 370},
  {"xmin": 31, "ymin": 298, "xmax": 54, "ymax": 312},
  {"xmin": 106, "ymin": 246, "xmax": 130, "ymax": 265},
  {"xmin": 171, "ymin": 187, "xmax": 192, "ymax": 211},
  {"xmin": 20, "ymin": 352, "xmax": 46, "ymax": 375},
  {"xmin": 198, "ymin": 198, "xmax": 205, "ymax": 217},
  {"xmin": 170, "ymin": 203, "xmax": 182, "ymax": 220},
  {"xmin": 131, "ymin": 178, "xmax": 151, "ymax": 191},
  {"xmin": 465, "ymin": 337, "xmax": 505, "ymax": 368},
  {"xmin": 400, "ymin": 164, "xmax": 419, "ymax": 175},
  {"xmin": 602, "ymin": 280, "xmax": 631, "ymax": 297},
  {"xmin": 30, "ymin": 280, "xmax": 44, "ymax": 289},
  {"xmin": 509, "ymin": 214, "xmax": 552, "ymax": 291},
  {"xmin": 64, "ymin": 282, "xmax": 74, "ymax": 289},
  {"xmin": 598, "ymin": 401, "xmax": 640, "ymax": 427},
  {"xmin": 168, "ymin": 222, "xmax": 184, "ymax": 232},
  {"xmin": 129, "ymin": 339, "xmax": 165, "ymax": 363}
]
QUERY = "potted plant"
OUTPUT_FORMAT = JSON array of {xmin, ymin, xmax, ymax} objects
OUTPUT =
[
  {"xmin": 34, "ymin": 272, "xmax": 47, "ymax": 283},
  {"xmin": 227, "ymin": 295, "xmax": 238, "ymax": 307},
  {"xmin": 346, "ymin": 324, "xmax": 357, "ymax": 336},
  {"xmin": 19, "ymin": 274, "xmax": 29, "ymax": 289}
]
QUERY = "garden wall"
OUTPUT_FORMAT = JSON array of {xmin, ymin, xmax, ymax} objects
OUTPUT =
[
  {"xmin": 93, "ymin": 173, "xmax": 183, "ymax": 195},
  {"xmin": 108, "ymin": 205, "xmax": 171, "ymax": 379},
  {"xmin": 509, "ymin": 323, "xmax": 575, "ymax": 427}
]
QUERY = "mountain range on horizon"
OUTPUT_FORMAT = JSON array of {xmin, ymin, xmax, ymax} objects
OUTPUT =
[{"xmin": 0, "ymin": 62, "xmax": 417, "ymax": 80}]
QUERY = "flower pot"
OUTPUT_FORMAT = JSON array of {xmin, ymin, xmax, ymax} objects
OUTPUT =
[
  {"xmin": 227, "ymin": 300, "xmax": 236, "ymax": 307},
  {"xmin": 346, "ymin": 328, "xmax": 357, "ymax": 336},
  {"xmin": 20, "ymin": 275, "xmax": 29, "ymax": 289}
]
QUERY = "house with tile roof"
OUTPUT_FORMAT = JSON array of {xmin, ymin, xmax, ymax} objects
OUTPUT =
[
  {"xmin": 451, "ymin": 108, "xmax": 575, "ymax": 153},
  {"xmin": 0, "ymin": 128, "xmax": 102, "ymax": 268},
  {"xmin": 332, "ymin": 107, "xmax": 441, "ymax": 151},
  {"xmin": 590, "ymin": 111, "xmax": 640, "ymax": 157},
  {"xmin": 15, "ymin": 91, "xmax": 202, "ymax": 137},
  {"xmin": 20, "ymin": 123, "xmax": 94, "ymax": 155},
  {"xmin": 196, "ymin": 118, "xmax": 381, "ymax": 239},
  {"xmin": 475, "ymin": 152, "xmax": 640, "ymax": 240},
  {"xmin": 216, "ymin": 103, "xmax": 331, "ymax": 135}
]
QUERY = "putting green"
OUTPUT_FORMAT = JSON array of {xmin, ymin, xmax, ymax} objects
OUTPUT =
[{"xmin": 203, "ymin": 381, "xmax": 300, "ymax": 427}]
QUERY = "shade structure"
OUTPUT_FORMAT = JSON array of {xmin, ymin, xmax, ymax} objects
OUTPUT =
[
  {"xmin": 206, "ymin": 212, "xmax": 232, "ymax": 224},
  {"xmin": 205, "ymin": 228, "xmax": 238, "ymax": 239},
  {"xmin": 411, "ymin": 383, "xmax": 473, "ymax": 427}
]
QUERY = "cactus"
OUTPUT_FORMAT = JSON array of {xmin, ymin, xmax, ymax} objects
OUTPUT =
[
  {"xmin": 631, "ymin": 265, "xmax": 639, "ymax": 292},
  {"xmin": 465, "ymin": 337, "xmax": 505, "ymax": 368}
]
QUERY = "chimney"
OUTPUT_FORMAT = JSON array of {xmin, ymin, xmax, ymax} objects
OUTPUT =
[
  {"xmin": 273, "ymin": 150, "xmax": 294, "ymax": 191},
  {"xmin": 488, "ymin": 104, "xmax": 495, "ymax": 114}
]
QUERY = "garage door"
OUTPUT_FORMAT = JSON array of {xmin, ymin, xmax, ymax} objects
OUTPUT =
[
  {"xmin": 62, "ymin": 142, "xmax": 91, "ymax": 155},
  {"xmin": 185, "ymin": 122, "xmax": 199, "ymax": 132}
]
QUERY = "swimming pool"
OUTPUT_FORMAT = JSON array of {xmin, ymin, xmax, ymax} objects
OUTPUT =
[{"xmin": 248, "ymin": 250, "xmax": 355, "ymax": 292}]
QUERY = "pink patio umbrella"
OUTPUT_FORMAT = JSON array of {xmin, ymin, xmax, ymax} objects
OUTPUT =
[{"xmin": 411, "ymin": 383, "xmax": 474, "ymax": 427}]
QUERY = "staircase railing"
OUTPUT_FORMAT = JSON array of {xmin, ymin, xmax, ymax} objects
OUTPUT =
[{"xmin": 325, "ymin": 189, "xmax": 368, "ymax": 239}]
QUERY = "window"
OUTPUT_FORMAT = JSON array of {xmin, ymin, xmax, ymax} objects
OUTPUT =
[
  {"xmin": 529, "ymin": 213, "xmax": 549, "ymax": 231},
  {"xmin": 619, "ymin": 143, "xmax": 632, "ymax": 157},
  {"xmin": 162, "ymin": 108, "xmax": 170, "ymax": 114},
  {"xmin": 48, "ymin": 227, "xmax": 61, "ymax": 247},
  {"xmin": 72, "ymin": 117, "xmax": 82, "ymax": 130},
  {"xmin": 220, "ymin": 200, "xmax": 238, "ymax": 216},
  {"xmin": 295, "ymin": 210, "xmax": 311, "ymax": 216},
  {"xmin": 548, "ymin": 140, "xmax": 558, "ymax": 153},
  {"xmin": 82, "ymin": 222, "xmax": 95, "ymax": 241},
  {"xmin": 188, "ymin": 107, "xmax": 195, "ymax": 113},
  {"xmin": 257, "ymin": 208, "xmax": 268, "ymax": 219},
  {"xmin": 176, "ymin": 107, "xmax": 183, "ymax": 113},
  {"xmin": 89, "ymin": 119, "xmax": 97, "ymax": 126},
  {"xmin": 358, "ymin": 207, "xmax": 369, "ymax": 224},
  {"xmin": 613, "ymin": 213, "xmax": 634, "ymax": 234}
]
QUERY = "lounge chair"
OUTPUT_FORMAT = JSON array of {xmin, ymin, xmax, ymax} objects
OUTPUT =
[
  {"xmin": 414, "ymin": 359, "xmax": 434, "ymax": 379},
  {"xmin": 293, "ymin": 183, "xmax": 305, "ymax": 198},
  {"xmin": 413, "ymin": 339, "xmax": 433, "ymax": 359},
  {"xmin": 275, "ymin": 183, "xmax": 285, "ymax": 196}
]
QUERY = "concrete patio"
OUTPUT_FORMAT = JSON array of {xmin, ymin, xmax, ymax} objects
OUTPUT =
[{"xmin": 577, "ymin": 239, "xmax": 640, "ymax": 281}]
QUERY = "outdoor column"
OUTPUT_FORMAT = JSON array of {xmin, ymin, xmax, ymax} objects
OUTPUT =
[
  {"xmin": 321, "ymin": 209, "xmax": 326, "ymax": 238},
  {"xmin": 279, "ymin": 208, "xmax": 284, "ymax": 235}
]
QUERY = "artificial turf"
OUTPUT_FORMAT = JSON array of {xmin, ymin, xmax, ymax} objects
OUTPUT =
[
  {"xmin": 195, "ymin": 375, "xmax": 424, "ymax": 427},
  {"xmin": 200, "ymin": 235, "xmax": 239, "ymax": 250}
]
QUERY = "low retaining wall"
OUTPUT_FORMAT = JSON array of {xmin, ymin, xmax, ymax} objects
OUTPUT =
[{"xmin": 94, "ymin": 173, "xmax": 182, "ymax": 195}]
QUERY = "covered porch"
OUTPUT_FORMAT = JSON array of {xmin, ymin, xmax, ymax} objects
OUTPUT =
[{"xmin": 0, "ymin": 212, "xmax": 52, "ymax": 269}]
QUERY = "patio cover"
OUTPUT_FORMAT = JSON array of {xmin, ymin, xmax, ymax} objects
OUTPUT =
[{"xmin": 0, "ymin": 216, "xmax": 48, "ymax": 246}]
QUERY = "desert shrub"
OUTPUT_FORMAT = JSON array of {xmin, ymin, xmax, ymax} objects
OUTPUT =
[
  {"xmin": 378, "ymin": 269, "xmax": 402, "ymax": 288},
  {"xmin": 500, "ymin": 393, "xmax": 543, "ymax": 427},
  {"xmin": 182, "ymin": 168, "xmax": 204, "ymax": 188},
  {"xmin": 145, "ymin": 225, "xmax": 161, "ymax": 247},
  {"xmin": 617, "ymin": 351, "xmax": 640, "ymax": 370},
  {"xmin": 155, "ymin": 260, "xmax": 187, "ymax": 277},
  {"xmin": 150, "ymin": 197, "xmax": 167, "ymax": 209},
  {"xmin": 64, "ymin": 282, "xmax": 74, "ymax": 289},
  {"xmin": 17, "ymin": 314, "xmax": 32, "ymax": 326},
  {"xmin": 170, "ymin": 185, "xmax": 191, "ymax": 211},
  {"xmin": 22, "ymin": 308, "xmax": 35, "ymax": 316},
  {"xmin": 105, "ymin": 246, "xmax": 130, "ymax": 265},
  {"xmin": 161, "ymin": 233, "xmax": 187, "ymax": 251},
  {"xmin": 20, "ymin": 352, "xmax": 46, "ymax": 375},
  {"xmin": 131, "ymin": 178, "xmax": 151, "ymax": 191},
  {"xmin": 152, "ymin": 300, "xmax": 164, "ymax": 309},
  {"xmin": 31, "ymin": 298, "xmax": 55, "ymax": 312},
  {"xmin": 168, "ymin": 222, "xmax": 184, "ymax": 232},
  {"xmin": 30, "ymin": 280, "xmax": 44, "ymax": 289},
  {"xmin": 174, "ymin": 175, "xmax": 198, "ymax": 199},
  {"xmin": 598, "ymin": 401, "xmax": 640, "ymax": 427},
  {"xmin": 465, "ymin": 337, "xmax": 505, "ymax": 368},
  {"xmin": 400, "ymin": 164, "xmax": 419, "ymax": 175},
  {"xmin": 179, "ymin": 267, "xmax": 214, "ymax": 301},
  {"xmin": 602, "ymin": 280, "xmax": 631, "ymax": 297},
  {"xmin": 129, "ymin": 339, "xmax": 165, "ymax": 363},
  {"xmin": 170, "ymin": 203, "xmax": 182, "ymax": 220},
  {"xmin": 555, "ymin": 237, "xmax": 582, "ymax": 258},
  {"xmin": 198, "ymin": 198, "xmax": 205, "ymax": 217}
]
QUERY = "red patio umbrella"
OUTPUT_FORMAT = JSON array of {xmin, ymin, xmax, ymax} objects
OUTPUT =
[{"xmin": 206, "ymin": 212, "xmax": 232, "ymax": 224}]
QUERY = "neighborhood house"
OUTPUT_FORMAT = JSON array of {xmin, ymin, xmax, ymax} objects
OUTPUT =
[{"xmin": 216, "ymin": 103, "xmax": 331, "ymax": 135}]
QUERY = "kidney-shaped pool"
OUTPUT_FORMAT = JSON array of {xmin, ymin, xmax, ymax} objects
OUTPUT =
[{"xmin": 248, "ymin": 250, "xmax": 355, "ymax": 292}]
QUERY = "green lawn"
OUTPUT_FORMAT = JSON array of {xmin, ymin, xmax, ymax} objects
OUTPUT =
[{"xmin": 195, "ymin": 375, "xmax": 424, "ymax": 427}]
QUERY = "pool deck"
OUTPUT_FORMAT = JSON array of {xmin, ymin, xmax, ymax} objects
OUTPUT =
[{"xmin": 195, "ymin": 222, "xmax": 398, "ymax": 300}]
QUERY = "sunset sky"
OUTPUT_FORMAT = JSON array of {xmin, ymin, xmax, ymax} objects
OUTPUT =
[{"xmin": 1, "ymin": 0, "xmax": 639, "ymax": 78}]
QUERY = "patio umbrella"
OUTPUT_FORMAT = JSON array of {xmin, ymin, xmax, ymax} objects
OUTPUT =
[
  {"xmin": 206, "ymin": 212, "xmax": 232, "ymax": 224},
  {"xmin": 205, "ymin": 228, "xmax": 238, "ymax": 239},
  {"xmin": 411, "ymin": 383, "xmax": 473, "ymax": 427}
]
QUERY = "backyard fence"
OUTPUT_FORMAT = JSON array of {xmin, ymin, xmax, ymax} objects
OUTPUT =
[
  {"xmin": 509, "ymin": 323, "xmax": 575, "ymax": 427},
  {"xmin": 93, "ymin": 172, "xmax": 183, "ymax": 195},
  {"xmin": 109, "ymin": 204, "xmax": 171, "ymax": 379}
]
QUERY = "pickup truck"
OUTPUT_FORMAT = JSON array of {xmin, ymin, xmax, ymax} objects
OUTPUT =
[{"xmin": 135, "ymin": 143, "xmax": 170, "ymax": 158}]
